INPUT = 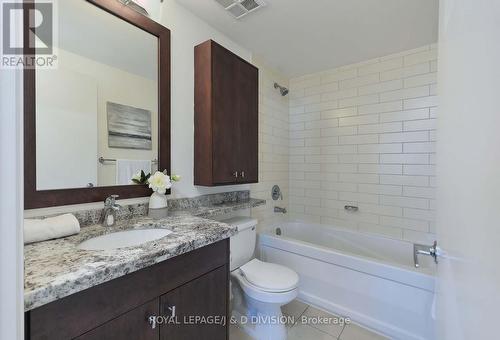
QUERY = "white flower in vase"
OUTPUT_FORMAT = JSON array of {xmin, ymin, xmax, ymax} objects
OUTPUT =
[
  {"xmin": 148, "ymin": 171, "xmax": 172, "ymax": 195},
  {"xmin": 147, "ymin": 171, "xmax": 180, "ymax": 216}
]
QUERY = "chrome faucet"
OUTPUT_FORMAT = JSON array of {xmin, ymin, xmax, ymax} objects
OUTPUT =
[
  {"xmin": 103, "ymin": 195, "xmax": 121, "ymax": 227},
  {"xmin": 274, "ymin": 206, "xmax": 287, "ymax": 214}
]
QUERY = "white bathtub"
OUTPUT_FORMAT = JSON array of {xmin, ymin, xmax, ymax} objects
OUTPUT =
[{"xmin": 258, "ymin": 221, "xmax": 435, "ymax": 340}]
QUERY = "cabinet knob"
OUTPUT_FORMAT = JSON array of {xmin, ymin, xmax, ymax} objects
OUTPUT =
[
  {"xmin": 233, "ymin": 171, "xmax": 239, "ymax": 178},
  {"xmin": 148, "ymin": 315, "xmax": 157, "ymax": 329}
]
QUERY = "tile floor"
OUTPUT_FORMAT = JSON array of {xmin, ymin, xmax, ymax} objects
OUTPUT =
[{"xmin": 229, "ymin": 299, "xmax": 390, "ymax": 340}]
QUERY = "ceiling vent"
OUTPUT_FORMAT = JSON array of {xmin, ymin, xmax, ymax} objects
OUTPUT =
[
  {"xmin": 119, "ymin": 0, "xmax": 149, "ymax": 16},
  {"xmin": 215, "ymin": 0, "xmax": 266, "ymax": 19}
]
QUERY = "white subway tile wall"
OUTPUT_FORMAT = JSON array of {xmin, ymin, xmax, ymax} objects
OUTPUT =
[
  {"xmin": 288, "ymin": 45, "xmax": 437, "ymax": 243},
  {"xmin": 250, "ymin": 63, "xmax": 290, "ymax": 227}
]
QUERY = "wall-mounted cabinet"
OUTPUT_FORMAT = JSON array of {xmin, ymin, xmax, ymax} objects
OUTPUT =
[{"xmin": 194, "ymin": 40, "xmax": 258, "ymax": 186}]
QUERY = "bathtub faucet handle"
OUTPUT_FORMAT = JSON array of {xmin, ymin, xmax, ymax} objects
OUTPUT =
[
  {"xmin": 274, "ymin": 206, "xmax": 287, "ymax": 214},
  {"xmin": 344, "ymin": 205, "xmax": 359, "ymax": 212}
]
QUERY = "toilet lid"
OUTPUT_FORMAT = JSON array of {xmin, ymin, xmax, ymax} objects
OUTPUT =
[{"xmin": 239, "ymin": 259, "xmax": 299, "ymax": 292}]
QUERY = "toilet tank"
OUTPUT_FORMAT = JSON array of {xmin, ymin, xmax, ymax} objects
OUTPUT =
[{"xmin": 222, "ymin": 217, "xmax": 258, "ymax": 271}]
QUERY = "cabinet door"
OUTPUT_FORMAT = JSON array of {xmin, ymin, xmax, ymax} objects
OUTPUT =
[
  {"xmin": 236, "ymin": 58, "xmax": 259, "ymax": 183},
  {"xmin": 160, "ymin": 266, "xmax": 228, "ymax": 340},
  {"xmin": 75, "ymin": 299, "xmax": 159, "ymax": 340},
  {"xmin": 212, "ymin": 44, "xmax": 240, "ymax": 184}
]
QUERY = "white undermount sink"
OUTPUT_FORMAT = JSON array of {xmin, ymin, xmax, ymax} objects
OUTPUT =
[{"xmin": 77, "ymin": 229, "xmax": 172, "ymax": 251}]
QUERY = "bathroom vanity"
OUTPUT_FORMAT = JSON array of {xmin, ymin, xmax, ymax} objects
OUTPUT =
[
  {"xmin": 24, "ymin": 215, "xmax": 237, "ymax": 340},
  {"xmin": 23, "ymin": 192, "xmax": 266, "ymax": 340}
]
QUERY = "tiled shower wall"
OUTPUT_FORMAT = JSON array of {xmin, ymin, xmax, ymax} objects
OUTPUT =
[
  {"xmin": 250, "ymin": 61, "xmax": 289, "ymax": 227},
  {"xmin": 288, "ymin": 45, "xmax": 437, "ymax": 243}
]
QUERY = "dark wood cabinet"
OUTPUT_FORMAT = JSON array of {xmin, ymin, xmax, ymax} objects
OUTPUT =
[
  {"xmin": 160, "ymin": 266, "xmax": 228, "ymax": 340},
  {"xmin": 75, "ymin": 299, "xmax": 159, "ymax": 340},
  {"xmin": 194, "ymin": 40, "xmax": 259, "ymax": 186},
  {"xmin": 26, "ymin": 240, "xmax": 229, "ymax": 340}
]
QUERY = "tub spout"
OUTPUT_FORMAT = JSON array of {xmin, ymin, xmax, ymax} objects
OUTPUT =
[
  {"xmin": 274, "ymin": 207, "xmax": 287, "ymax": 214},
  {"xmin": 414, "ymin": 241, "xmax": 439, "ymax": 267}
]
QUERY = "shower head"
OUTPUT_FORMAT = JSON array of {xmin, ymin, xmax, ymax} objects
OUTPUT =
[{"xmin": 274, "ymin": 83, "xmax": 289, "ymax": 96}]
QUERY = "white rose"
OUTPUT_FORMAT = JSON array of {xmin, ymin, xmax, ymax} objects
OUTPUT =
[{"xmin": 148, "ymin": 171, "xmax": 172, "ymax": 194}]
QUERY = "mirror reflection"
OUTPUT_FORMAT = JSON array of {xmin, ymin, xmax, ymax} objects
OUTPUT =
[{"xmin": 35, "ymin": 0, "xmax": 158, "ymax": 190}]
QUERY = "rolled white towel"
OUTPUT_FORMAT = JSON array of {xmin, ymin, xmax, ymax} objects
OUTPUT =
[{"xmin": 24, "ymin": 214, "xmax": 80, "ymax": 244}]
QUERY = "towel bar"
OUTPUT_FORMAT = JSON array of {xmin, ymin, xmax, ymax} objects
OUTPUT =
[{"xmin": 98, "ymin": 157, "xmax": 158, "ymax": 164}]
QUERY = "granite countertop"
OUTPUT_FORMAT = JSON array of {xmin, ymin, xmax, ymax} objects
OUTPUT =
[
  {"xmin": 172, "ymin": 198, "xmax": 266, "ymax": 219},
  {"xmin": 24, "ymin": 215, "xmax": 237, "ymax": 311}
]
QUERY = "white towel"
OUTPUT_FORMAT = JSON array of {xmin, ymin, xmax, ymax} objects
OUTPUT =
[
  {"xmin": 116, "ymin": 159, "xmax": 152, "ymax": 185},
  {"xmin": 24, "ymin": 214, "xmax": 80, "ymax": 244}
]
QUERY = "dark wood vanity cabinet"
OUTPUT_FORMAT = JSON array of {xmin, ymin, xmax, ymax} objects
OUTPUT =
[
  {"xmin": 74, "ymin": 299, "xmax": 160, "ymax": 340},
  {"xmin": 26, "ymin": 240, "xmax": 229, "ymax": 340},
  {"xmin": 160, "ymin": 266, "xmax": 227, "ymax": 339},
  {"xmin": 194, "ymin": 40, "xmax": 259, "ymax": 186}
]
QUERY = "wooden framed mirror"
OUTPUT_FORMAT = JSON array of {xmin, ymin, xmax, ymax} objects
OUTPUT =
[{"xmin": 24, "ymin": 0, "xmax": 170, "ymax": 209}]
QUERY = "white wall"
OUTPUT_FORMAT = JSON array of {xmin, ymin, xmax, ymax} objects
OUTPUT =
[
  {"xmin": 159, "ymin": 0, "xmax": 253, "ymax": 198},
  {"xmin": 288, "ymin": 45, "xmax": 438, "ymax": 243},
  {"xmin": 436, "ymin": 1, "xmax": 500, "ymax": 339},
  {"xmin": 0, "ymin": 69, "xmax": 24, "ymax": 339},
  {"xmin": 0, "ymin": 4, "xmax": 23, "ymax": 337},
  {"xmin": 250, "ymin": 59, "xmax": 289, "ymax": 228},
  {"xmin": 36, "ymin": 61, "xmax": 99, "ymax": 190}
]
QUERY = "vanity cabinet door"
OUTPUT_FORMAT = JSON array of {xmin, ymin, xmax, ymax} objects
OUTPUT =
[
  {"xmin": 75, "ymin": 299, "xmax": 159, "ymax": 340},
  {"xmin": 159, "ymin": 265, "xmax": 228, "ymax": 340}
]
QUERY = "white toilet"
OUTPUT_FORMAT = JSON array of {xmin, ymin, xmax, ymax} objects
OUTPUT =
[{"xmin": 223, "ymin": 217, "xmax": 299, "ymax": 340}]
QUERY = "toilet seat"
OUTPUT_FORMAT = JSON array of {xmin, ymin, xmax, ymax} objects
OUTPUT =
[
  {"xmin": 232, "ymin": 269, "xmax": 299, "ymax": 304},
  {"xmin": 231, "ymin": 259, "xmax": 299, "ymax": 304},
  {"xmin": 239, "ymin": 259, "xmax": 299, "ymax": 293}
]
